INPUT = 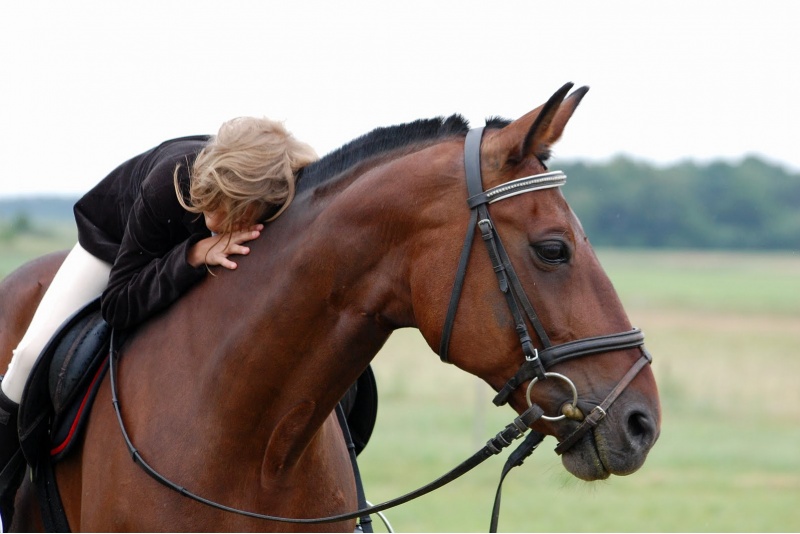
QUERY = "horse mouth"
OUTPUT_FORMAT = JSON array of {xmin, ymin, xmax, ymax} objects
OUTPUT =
[
  {"xmin": 560, "ymin": 426, "xmax": 652, "ymax": 481},
  {"xmin": 560, "ymin": 430, "xmax": 611, "ymax": 481}
]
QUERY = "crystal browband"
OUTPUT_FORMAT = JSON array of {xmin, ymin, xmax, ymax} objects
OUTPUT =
[{"xmin": 467, "ymin": 171, "xmax": 566, "ymax": 208}]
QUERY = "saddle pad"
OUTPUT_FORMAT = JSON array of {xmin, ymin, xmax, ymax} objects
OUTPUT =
[{"xmin": 342, "ymin": 366, "xmax": 378, "ymax": 456}]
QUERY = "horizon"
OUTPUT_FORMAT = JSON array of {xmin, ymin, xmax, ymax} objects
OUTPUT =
[
  {"xmin": 3, "ymin": 1, "xmax": 799, "ymax": 198},
  {"xmin": 0, "ymin": 151, "xmax": 795, "ymax": 201}
]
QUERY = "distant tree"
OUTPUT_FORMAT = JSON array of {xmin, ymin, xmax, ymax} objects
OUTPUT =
[
  {"xmin": 556, "ymin": 156, "xmax": 800, "ymax": 251},
  {"xmin": 1, "ymin": 213, "xmax": 35, "ymax": 239},
  {"xmin": 10, "ymin": 213, "xmax": 33, "ymax": 234}
]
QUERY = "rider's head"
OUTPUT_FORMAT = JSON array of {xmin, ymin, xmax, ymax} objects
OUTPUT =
[{"xmin": 175, "ymin": 116, "xmax": 318, "ymax": 233}]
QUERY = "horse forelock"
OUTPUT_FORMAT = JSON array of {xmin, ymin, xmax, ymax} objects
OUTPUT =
[{"xmin": 296, "ymin": 114, "xmax": 501, "ymax": 193}]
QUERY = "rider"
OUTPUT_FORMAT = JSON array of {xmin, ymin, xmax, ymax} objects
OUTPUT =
[{"xmin": 0, "ymin": 116, "xmax": 317, "ymax": 528}]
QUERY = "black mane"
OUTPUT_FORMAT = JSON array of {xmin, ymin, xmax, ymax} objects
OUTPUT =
[{"xmin": 297, "ymin": 114, "xmax": 472, "ymax": 193}]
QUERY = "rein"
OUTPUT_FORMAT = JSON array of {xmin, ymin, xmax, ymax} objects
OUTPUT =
[
  {"xmin": 107, "ymin": 127, "xmax": 652, "ymax": 531},
  {"xmin": 109, "ymin": 330, "xmax": 545, "ymax": 528}
]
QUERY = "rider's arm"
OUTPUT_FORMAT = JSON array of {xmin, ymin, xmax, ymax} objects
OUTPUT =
[{"xmin": 100, "ymin": 160, "xmax": 209, "ymax": 330}]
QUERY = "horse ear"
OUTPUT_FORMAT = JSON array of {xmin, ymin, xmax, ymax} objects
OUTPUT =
[
  {"xmin": 522, "ymin": 84, "xmax": 589, "ymax": 160},
  {"xmin": 485, "ymin": 83, "xmax": 589, "ymax": 165}
]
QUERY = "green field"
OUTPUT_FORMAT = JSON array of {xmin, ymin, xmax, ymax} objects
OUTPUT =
[
  {"xmin": 2, "ymin": 229, "xmax": 799, "ymax": 532},
  {"xmin": 0, "ymin": 225, "xmax": 76, "ymax": 279}
]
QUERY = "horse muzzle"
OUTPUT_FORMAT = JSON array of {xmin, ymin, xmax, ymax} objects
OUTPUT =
[{"xmin": 559, "ymin": 395, "xmax": 660, "ymax": 481}]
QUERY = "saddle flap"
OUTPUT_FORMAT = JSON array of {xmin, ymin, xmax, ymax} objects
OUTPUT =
[
  {"xmin": 18, "ymin": 298, "xmax": 110, "ymax": 467},
  {"xmin": 48, "ymin": 308, "xmax": 110, "ymax": 414}
]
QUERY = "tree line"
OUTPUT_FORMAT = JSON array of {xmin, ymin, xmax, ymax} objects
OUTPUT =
[
  {"xmin": 558, "ymin": 156, "xmax": 799, "ymax": 251},
  {"xmin": 1, "ymin": 155, "xmax": 798, "ymax": 251}
]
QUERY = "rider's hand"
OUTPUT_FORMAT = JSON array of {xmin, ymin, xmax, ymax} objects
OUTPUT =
[{"xmin": 187, "ymin": 224, "xmax": 263, "ymax": 270}]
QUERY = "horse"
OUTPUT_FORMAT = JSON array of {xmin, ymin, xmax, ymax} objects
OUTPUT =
[{"xmin": 0, "ymin": 83, "xmax": 660, "ymax": 531}]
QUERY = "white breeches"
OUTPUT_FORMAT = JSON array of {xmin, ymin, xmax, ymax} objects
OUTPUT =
[{"xmin": 3, "ymin": 243, "xmax": 111, "ymax": 403}]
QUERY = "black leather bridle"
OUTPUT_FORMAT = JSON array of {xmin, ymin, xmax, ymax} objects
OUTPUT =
[{"xmin": 440, "ymin": 126, "xmax": 653, "ymax": 455}]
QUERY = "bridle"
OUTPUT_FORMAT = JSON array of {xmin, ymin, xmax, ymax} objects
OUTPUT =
[
  {"xmin": 439, "ymin": 126, "xmax": 652, "ymax": 455},
  {"xmin": 107, "ymin": 127, "xmax": 653, "ymax": 531}
]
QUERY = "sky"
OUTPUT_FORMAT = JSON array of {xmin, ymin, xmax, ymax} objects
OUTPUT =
[{"xmin": 1, "ymin": 1, "xmax": 799, "ymax": 198}]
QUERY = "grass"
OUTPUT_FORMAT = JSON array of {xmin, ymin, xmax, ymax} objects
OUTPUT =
[
  {"xmin": 598, "ymin": 249, "xmax": 800, "ymax": 316},
  {"xmin": 0, "ymin": 223, "xmax": 76, "ymax": 278},
  {"xmin": 3, "ymin": 231, "xmax": 799, "ymax": 532}
]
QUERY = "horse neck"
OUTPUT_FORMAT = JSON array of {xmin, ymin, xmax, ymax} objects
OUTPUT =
[{"xmin": 193, "ymin": 142, "xmax": 461, "ymax": 465}]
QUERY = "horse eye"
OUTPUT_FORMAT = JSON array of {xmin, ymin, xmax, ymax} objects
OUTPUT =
[{"xmin": 533, "ymin": 241, "xmax": 570, "ymax": 265}]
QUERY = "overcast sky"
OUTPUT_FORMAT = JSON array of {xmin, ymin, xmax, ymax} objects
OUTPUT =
[{"xmin": 1, "ymin": 1, "xmax": 798, "ymax": 197}]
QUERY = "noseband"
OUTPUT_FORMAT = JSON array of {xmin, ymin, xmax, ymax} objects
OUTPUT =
[{"xmin": 439, "ymin": 127, "xmax": 653, "ymax": 455}]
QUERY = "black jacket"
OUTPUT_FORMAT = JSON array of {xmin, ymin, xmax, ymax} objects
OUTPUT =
[{"xmin": 74, "ymin": 135, "xmax": 212, "ymax": 330}]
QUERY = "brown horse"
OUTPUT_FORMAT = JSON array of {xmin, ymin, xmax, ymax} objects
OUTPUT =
[{"xmin": 1, "ymin": 83, "xmax": 660, "ymax": 531}]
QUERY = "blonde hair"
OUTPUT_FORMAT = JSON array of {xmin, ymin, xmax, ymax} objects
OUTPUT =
[{"xmin": 175, "ymin": 116, "xmax": 318, "ymax": 233}]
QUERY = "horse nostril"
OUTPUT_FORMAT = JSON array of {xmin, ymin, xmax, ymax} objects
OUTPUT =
[{"xmin": 626, "ymin": 410, "xmax": 655, "ymax": 447}]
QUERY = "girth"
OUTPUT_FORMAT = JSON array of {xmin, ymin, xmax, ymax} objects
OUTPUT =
[{"xmin": 439, "ymin": 126, "xmax": 653, "ymax": 455}]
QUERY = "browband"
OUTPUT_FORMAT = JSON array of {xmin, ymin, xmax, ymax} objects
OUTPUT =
[{"xmin": 468, "ymin": 171, "xmax": 566, "ymax": 208}]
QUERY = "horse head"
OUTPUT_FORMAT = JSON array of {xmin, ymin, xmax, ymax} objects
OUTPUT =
[{"xmin": 411, "ymin": 83, "xmax": 661, "ymax": 481}]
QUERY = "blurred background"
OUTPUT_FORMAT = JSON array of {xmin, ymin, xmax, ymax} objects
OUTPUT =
[{"xmin": 2, "ymin": 1, "xmax": 798, "ymax": 531}]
